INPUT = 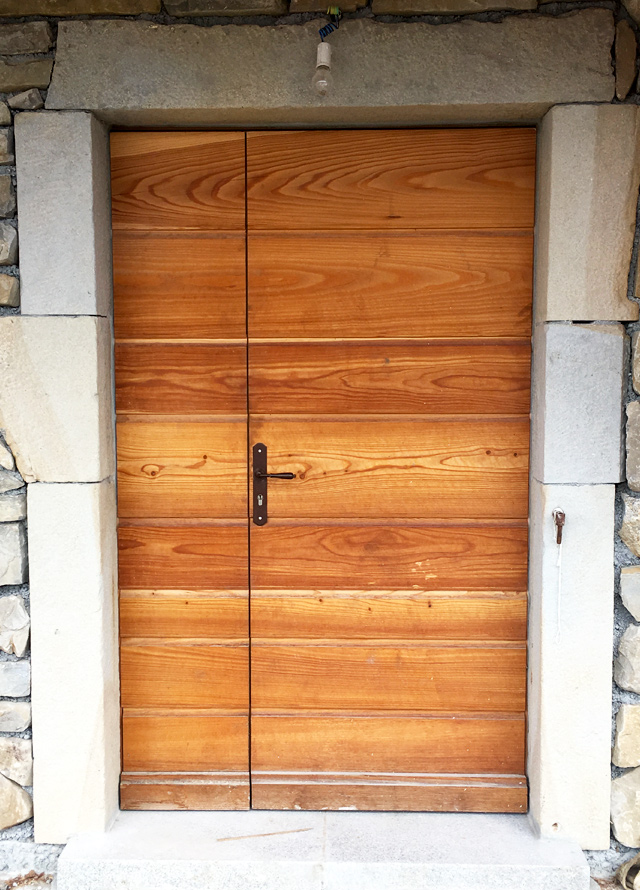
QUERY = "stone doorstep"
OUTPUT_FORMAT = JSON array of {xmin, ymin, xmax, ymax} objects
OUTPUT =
[{"xmin": 56, "ymin": 810, "xmax": 590, "ymax": 890}]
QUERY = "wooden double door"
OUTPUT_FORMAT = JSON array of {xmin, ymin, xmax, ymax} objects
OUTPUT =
[{"xmin": 112, "ymin": 128, "xmax": 534, "ymax": 813}]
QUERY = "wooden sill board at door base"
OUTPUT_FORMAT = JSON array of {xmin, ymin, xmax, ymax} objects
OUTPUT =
[{"xmin": 120, "ymin": 772, "xmax": 250, "ymax": 810}]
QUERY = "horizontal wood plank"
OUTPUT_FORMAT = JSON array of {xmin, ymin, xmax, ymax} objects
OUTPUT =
[
  {"xmin": 251, "ymin": 419, "xmax": 529, "ymax": 519},
  {"xmin": 117, "ymin": 421, "xmax": 247, "ymax": 519},
  {"xmin": 249, "ymin": 342, "xmax": 531, "ymax": 415},
  {"xmin": 123, "ymin": 714, "xmax": 248, "ymax": 771},
  {"xmin": 251, "ymin": 591, "xmax": 526, "ymax": 641},
  {"xmin": 115, "ymin": 344, "xmax": 247, "ymax": 415},
  {"xmin": 118, "ymin": 526, "xmax": 248, "ymax": 590},
  {"xmin": 120, "ymin": 590, "xmax": 248, "ymax": 639},
  {"xmin": 251, "ymin": 645, "xmax": 525, "ymax": 713},
  {"xmin": 113, "ymin": 233, "xmax": 246, "ymax": 340},
  {"xmin": 121, "ymin": 643, "xmax": 248, "ymax": 709},
  {"xmin": 251, "ymin": 524, "xmax": 528, "ymax": 590},
  {"xmin": 248, "ymin": 234, "xmax": 532, "ymax": 339},
  {"xmin": 246, "ymin": 129, "xmax": 535, "ymax": 231},
  {"xmin": 251, "ymin": 715, "xmax": 525, "ymax": 773},
  {"xmin": 121, "ymin": 772, "xmax": 249, "ymax": 810},
  {"xmin": 111, "ymin": 131, "xmax": 246, "ymax": 231}
]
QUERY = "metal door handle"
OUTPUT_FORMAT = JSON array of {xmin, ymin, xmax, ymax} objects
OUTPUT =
[
  {"xmin": 253, "ymin": 443, "xmax": 295, "ymax": 525},
  {"xmin": 254, "ymin": 471, "xmax": 296, "ymax": 480}
]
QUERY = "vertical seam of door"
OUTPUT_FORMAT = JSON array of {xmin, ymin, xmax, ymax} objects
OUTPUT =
[{"xmin": 245, "ymin": 131, "xmax": 252, "ymax": 808}]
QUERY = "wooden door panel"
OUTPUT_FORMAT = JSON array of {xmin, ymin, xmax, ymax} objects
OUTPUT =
[
  {"xmin": 251, "ymin": 591, "xmax": 526, "ymax": 642},
  {"xmin": 115, "ymin": 344, "xmax": 247, "ymax": 415},
  {"xmin": 121, "ymin": 643, "xmax": 249, "ymax": 709},
  {"xmin": 113, "ymin": 234, "xmax": 246, "ymax": 340},
  {"xmin": 246, "ymin": 129, "xmax": 535, "ymax": 231},
  {"xmin": 251, "ymin": 715, "xmax": 525, "ymax": 773},
  {"xmin": 251, "ymin": 645, "xmax": 525, "ymax": 713},
  {"xmin": 251, "ymin": 524, "xmax": 528, "ymax": 590},
  {"xmin": 120, "ymin": 590, "xmax": 248, "ymax": 639},
  {"xmin": 116, "ymin": 421, "xmax": 247, "ymax": 519},
  {"xmin": 111, "ymin": 131, "xmax": 246, "ymax": 231},
  {"xmin": 123, "ymin": 715, "xmax": 249, "ymax": 772},
  {"xmin": 250, "ymin": 342, "xmax": 531, "ymax": 416},
  {"xmin": 120, "ymin": 774, "xmax": 250, "ymax": 810},
  {"xmin": 248, "ymin": 234, "xmax": 532, "ymax": 339},
  {"xmin": 118, "ymin": 526, "xmax": 248, "ymax": 590},
  {"xmin": 251, "ymin": 420, "xmax": 529, "ymax": 519}
]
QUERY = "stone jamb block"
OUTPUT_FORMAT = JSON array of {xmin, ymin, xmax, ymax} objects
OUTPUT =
[
  {"xmin": 531, "ymin": 323, "xmax": 626, "ymax": 485},
  {"xmin": 536, "ymin": 105, "xmax": 640, "ymax": 322},
  {"xmin": 528, "ymin": 480, "xmax": 615, "ymax": 849},
  {"xmin": 15, "ymin": 112, "xmax": 113, "ymax": 317},
  {"xmin": 0, "ymin": 316, "xmax": 115, "ymax": 483},
  {"xmin": 29, "ymin": 481, "xmax": 119, "ymax": 844}
]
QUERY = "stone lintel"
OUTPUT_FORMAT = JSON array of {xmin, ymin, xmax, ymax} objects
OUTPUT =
[{"xmin": 46, "ymin": 13, "xmax": 614, "ymax": 126}]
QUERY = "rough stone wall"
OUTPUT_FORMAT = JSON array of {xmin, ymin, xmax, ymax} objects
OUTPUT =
[{"xmin": 0, "ymin": 3, "xmax": 638, "ymax": 887}]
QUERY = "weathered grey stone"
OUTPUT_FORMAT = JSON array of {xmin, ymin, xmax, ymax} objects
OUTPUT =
[
  {"xmin": 628, "ymin": 401, "xmax": 640, "ymax": 492},
  {"xmin": 0, "ymin": 60, "xmax": 52, "ymax": 93},
  {"xmin": 372, "ymin": 0, "xmax": 534, "ymax": 11},
  {"xmin": 0, "ymin": 442, "xmax": 14, "ymax": 472},
  {"xmin": 616, "ymin": 20, "xmax": 637, "ymax": 100},
  {"xmin": 0, "ymin": 596, "xmax": 29, "ymax": 657},
  {"xmin": 621, "ymin": 495, "xmax": 640, "ymax": 558},
  {"xmin": 15, "ymin": 113, "xmax": 113, "ymax": 316},
  {"xmin": 0, "ymin": 0, "xmax": 159, "ymax": 12},
  {"xmin": 616, "ymin": 624, "xmax": 640, "ymax": 693},
  {"xmin": 290, "ymin": 0, "xmax": 364, "ymax": 9},
  {"xmin": 0, "ymin": 702, "xmax": 30, "ymax": 733},
  {"xmin": 0, "ymin": 524, "xmax": 26, "ymax": 586},
  {"xmin": 0, "ymin": 275, "xmax": 18, "ymax": 309},
  {"xmin": 624, "ymin": 0, "xmax": 640, "ymax": 26},
  {"xmin": 0, "ymin": 739, "xmax": 32, "ymax": 787},
  {"xmin": 0, "ymin": 471, "xmax": 23, "ymax": 495},
  {"xmin": 165, "ymin": 0, "xmax": 286, "ymax": 12},
  {"xmin": 46, "ymin": 13, "xmax": 615, "ymax": 127},
  {"xmin": 8, "ymin": 90, "xmax": 43, "ymax": 111},
  {"xmin": 536, "ymin": 105, "xmax": 640, "ymax": 323},
  {"xmin": 0, "ymin": 177, "xmax": 15, "ymax": 219},
  {"xmin": 0, "ymin": 662, "xmax": 29, "ymax": 698},
  {"xmin": 0, "ymin": 22, "xmax": 53, "ymax": 55},
  {"xmin": 0, "ymin": 131, "xmax": 13, "ymax": 166},
  {"xmin": 0, "ymin": 492, "xmax": 26, "ymax": 523},
  {"xmin": 0, "ymin": 104, "xmax": 9, "ymax": 127},
  {"xmin": 612, "ymin": 767, "xmax": 640, "ymax": 847},
  {"xmin": 0, "ymin": 224, "xmax": 17, "ymax": 266},
  {"xmin": 614, "ymin": 705, "xmax": 640, "ymax": 768},
  {"xmin": 621, "ymin": 567, "xmax": 640, "ymax": 623},
  {"xmin": 0, "ymin": 774, "xmax": 31, "ymax": 831}
]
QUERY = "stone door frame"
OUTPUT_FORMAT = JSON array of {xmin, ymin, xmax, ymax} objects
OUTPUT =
[{"xmin": 4, "ymin": 74, "xmax": 638, "ymax": 848}]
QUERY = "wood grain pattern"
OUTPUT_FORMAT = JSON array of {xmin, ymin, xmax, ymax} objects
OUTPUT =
[
  {"xmin": 251, "ymin": 645, "xmax": 525, "ymax": 713},
  {"xmin": 249, "ymin": 342, "xmax": 531, "ymax": 415},
  {"xmin": 251, "ymin": 419, "xmax": 529, "ymax": 519},
  {"xmin": 113, "ymin": 233, "xmax": 246, "ymax": 340},
  {"xmin": 120, "ymin": 590, "xmax": 248, "ymax": 639},
  {"xmin": 118, "ymin": 525, "xmax": 248, "ymax": 590},
  {"xmin": 247, "ymin": 129, "xmax": 535, "ymax": 231},
  {"xmin": 120, "ymin": 773, "xmax": 249, "ymax": 810},
  {"xmin": 123, "ymin": 714, "xmax": 249, "ymax": 771},
  {"xmin": 251, "ymin": 715, "xmax": 525, "ymax": 773},
  {"xmin": 111, "ymin": 131, "xmax": 246, "ymax": 231},
  {"xmin": 117, "ymin": 421, "xmax": 247, "ymax": 519},
  {"xmin": 251, "ymin": 524, "xmax": 528, "ymax": 590},
  {"xmin": 121, "ymin": 643, "xmax": 249, "ymax": 709},
  {"xmin": 248, "ymin": 234, "xmax": 532, "ymax": 339},
  {"xmin": 250, "ymin": 774, "xmax": 526, "ymax": 812},
  {"xmin": 251, "ymin": 591, "xmax": 526, "ymax": 641},
  {"xmin": 115, "ymin": 344, "xmax": 247, "ymax": 415}
]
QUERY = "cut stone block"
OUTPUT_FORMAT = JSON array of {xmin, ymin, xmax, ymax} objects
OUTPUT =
[
  {"xmin": 531, "ymin": 323, "xmax": 626, "ymax": 485},
  {"xmin": 0, "ymin": 275, "xmax": 18, "ymax": 309},
  {"xmin": 0, "ymin": 739, "xmax": 32, "ymax": 786},
  {"xmin": 0, "ymin": 492, "xmax": 26, "ymax": 523},
  {"xmin": 0, "ymin": 317, "xmax": 115, "ymax": 483},
  {"xmin": 0, "ymin": 774, "xmax": 31, "ymax": 831},
  {"xmin": 612, "ymin": 767, "xmax": 640, "ymax": 847},
  {"xmin": 290, "ymin": 0, "xmax": 364, "ymax": 9},
  {"xmin": 0, "ymin": 104, "xmax": 9, "ymax": 126},
  {"xmin": 0, "ymin": 702, "xmax": 30, "ymax": 733},
  {"xmin": 372, "ymin": 0, "xmax": 534, "ymax": 11},
  {"xmin": 0, "ymin": 224, "xmax": 17, "ymax": 265},
  {"xmin": 0, "ymin": 0, "xmax": 159, "ymax": 12},
  {"xmin": 528, "ymin": 480, "xmax": 615, "ymax": 850},
  {"xmin": 633, "ymin": 333, "xmax": 640, "ymax": 395},
  {"xmin": 536, "ymin": 105, "xmax": 640, "ymax": 322},
  {"xmin": 0, "ymin": 662, "xmax": 29, "ymax": 698},
  {"xmin": 0, "ymin": 524, "xmax": 26, "ymax": 587},
  {"xmin": 613, "ymin": 705, "xmax": 640, "ymax": 768},
  {"xmin": 0, "ymin": 176, "xmax": 15, "ymax": 218},
  {"xmin": 629, "ymin": 402, "xmax": 640, "ymax": 491},
  {"xmin": 0, "ymin": 60, "xmax": 52, "ymax": 93},
  {"xmin": 616, "ymin": 624, "xmax": 640, "ymax": 694},
  {"xmin": 165, "ymin": 0, "xmax": 287, "ymax": 12},
  {"xmin": 8, "ymin": 90, "xmax": 43, "ymax": 111},
  {"xmin": 616, "ymin": 20, "xmax": 638, "ymax": 100},
  {"xmin": 46, "ymin": 13, "xmax": 614, "ymax": 127},
  {"xmin": 0, "ymin": 130, "xmax": 14, "ymax": 165},
  {"xmin": 621, "ymin": 567, "xmax": 640, "ymax": 622},
  {"xmin": 0, "ymin": 22, "xmax": 53, "ymax": 55},
  {"xmin": 621, "ymin": 495, "xmax": 640, "ymax": 558},
  {"xmin": 29, "ymin": 480, "xmax": 119, "ymax": 844},
  {"xmin": 0, "ymin": 595, "xmax": 30, "ymax": 657},
  {"xmin": 15, "ymin": 113, "xmax": 112, "ymax": 317}
]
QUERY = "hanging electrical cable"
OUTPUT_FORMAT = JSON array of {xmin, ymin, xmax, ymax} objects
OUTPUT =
[{"xmin": 311, "ymin": 6, "xmax": 341, "ymax": 97}]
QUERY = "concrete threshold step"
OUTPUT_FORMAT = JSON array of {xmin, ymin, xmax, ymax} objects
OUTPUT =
[{"xmin": 56, "ymin": 810, "xmax": 590, "ymax": 890}]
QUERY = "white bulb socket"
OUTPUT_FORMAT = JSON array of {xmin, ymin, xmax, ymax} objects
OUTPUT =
[{"xmin": 316, "ymin": 41, "xmax": 332, "ymax": 68}]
